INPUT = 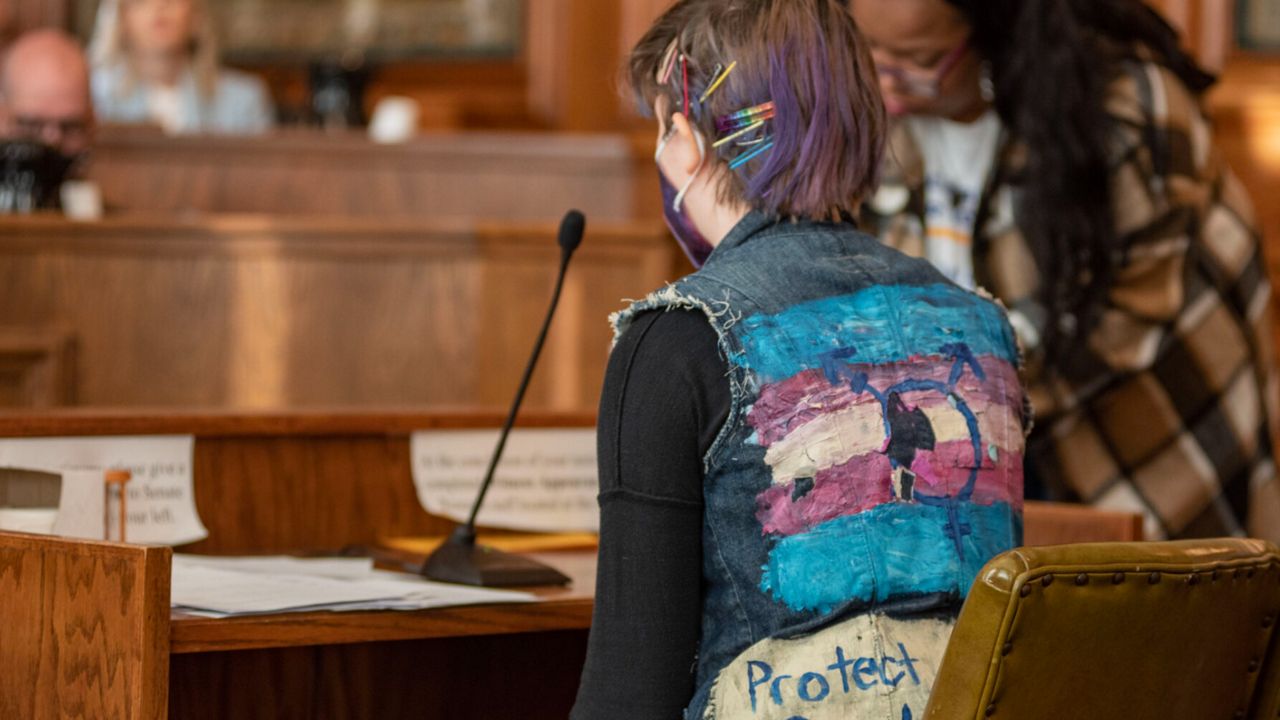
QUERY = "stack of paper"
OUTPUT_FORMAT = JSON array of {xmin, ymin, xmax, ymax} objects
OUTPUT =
[{"xmin": 171, "ymin": 554, "xmax": 536, "ymax": 618}]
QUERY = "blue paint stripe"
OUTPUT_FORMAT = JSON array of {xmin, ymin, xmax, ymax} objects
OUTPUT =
[
  {"xmin": 759, "ymin": 501, "xmax": 1020, "ymax": 614},
  {"xmin": 735, "ymin": 284, "xmax": 1019, "ymax": 382}
]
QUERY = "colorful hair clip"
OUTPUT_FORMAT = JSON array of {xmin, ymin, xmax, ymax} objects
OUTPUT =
[
  {"xmin": 716, "ymin": 101, "xmax": 776, "ymax": 133},
  {"xmin": 712, "ymin": 120, "xmax": 764, "ymax": 149},
  {"xmin": 682, "ymin": 55, "xmax": 690, "ymax": 115},
  {"xmin": 658, "ymin": 40, "xmax": 680, "ymax": 85},
  {"xmin": 698, "ymin": 61, "xmax": 737, "ymax": 103},
  {"xmin": 728, "ymin": 139, "xmax": 774, "ymax": 170}
]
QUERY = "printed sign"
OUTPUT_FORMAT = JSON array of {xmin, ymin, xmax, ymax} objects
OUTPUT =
[
  {"xmin": 0, "ymin": 436, "xmax": 206, "ymax": 545},
  {"xmin": 411, "ymin": 428, "xmax": 598, "ymax": 532}
]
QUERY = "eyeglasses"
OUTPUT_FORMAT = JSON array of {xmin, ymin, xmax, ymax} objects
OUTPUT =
[
  {"xmin": 874, "ymin": 38, "xmax": 971, "ymax": 100},
  {"xmin": 12, "ymin": 115, "xmax": 90, "ymax": 143}
]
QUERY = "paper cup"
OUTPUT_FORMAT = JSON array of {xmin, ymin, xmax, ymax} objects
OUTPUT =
[{"xmin": 369, "ymin": 96, "xmax": 421, "ymax": 144}]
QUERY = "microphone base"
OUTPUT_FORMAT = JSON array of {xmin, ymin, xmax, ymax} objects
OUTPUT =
[{"xmin": 420, "ymin": 529, "xmax": 571, "ymax": 587}]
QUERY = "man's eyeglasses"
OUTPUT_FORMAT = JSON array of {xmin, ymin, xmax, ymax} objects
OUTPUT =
[
  {"xmin": 12, "ymin": 115, "xmax": 90, "ymax": 142},
  {"xmin": 874, "ymin": 39, "xmax": 971, "ymax": 100}
]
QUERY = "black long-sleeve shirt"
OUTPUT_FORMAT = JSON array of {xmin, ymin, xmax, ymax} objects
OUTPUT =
[{"xmin": 570, "ymin": 309, "xmax": 730, "ymax": 720}]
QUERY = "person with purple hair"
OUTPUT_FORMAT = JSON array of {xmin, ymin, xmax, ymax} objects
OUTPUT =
[{"xmin": 571, "ymin": 1, "xmax": 1028, "ymax": 718}]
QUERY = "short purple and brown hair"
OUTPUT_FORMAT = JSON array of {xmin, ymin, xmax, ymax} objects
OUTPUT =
[{"xmin": 629, "ymin": 0, "xmax": 885, "ymax": 220}]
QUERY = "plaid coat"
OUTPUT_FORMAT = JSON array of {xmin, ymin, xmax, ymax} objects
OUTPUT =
[{"xmin": 862, "ymin": 59, "xmax": 1280, "ymax": 542}]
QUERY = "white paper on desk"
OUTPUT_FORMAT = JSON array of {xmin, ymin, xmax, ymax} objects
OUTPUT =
[
  {"xmin": 0, "ymin": 436, "xmax": 206, "ymax": 544},
  {"xmin": 411, "ymin": 428, "xmax": 599, "ymax": 532},
  {"xmin": 174, "ymin": 554, "xmax": 375, "ymax": 579},
  {"xmin": 171, "ymin": 555, "xmax": 535, "ymax": 617}
]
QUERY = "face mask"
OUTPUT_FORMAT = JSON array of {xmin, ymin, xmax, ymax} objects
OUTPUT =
[
  {"xmin": 655, "ymin": 127, "xmax": 715, "ymax": 268},
  {"xmin": 0, "ymin": 140, "xmax": 77, "ymax": 214}
]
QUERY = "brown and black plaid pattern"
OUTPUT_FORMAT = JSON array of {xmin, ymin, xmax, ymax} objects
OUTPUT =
[{"xmin": 863, "ymin": 59, "xmax": 1280, "ymax": 542}]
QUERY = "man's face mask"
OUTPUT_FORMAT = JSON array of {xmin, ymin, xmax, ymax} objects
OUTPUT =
[
  {"xmin": 655, "ymin": 123, "xmax": 714, "ymax": 269},
  {"xmin": 0, "ymin": 140, "xmax": 78, "ymax": 214}
]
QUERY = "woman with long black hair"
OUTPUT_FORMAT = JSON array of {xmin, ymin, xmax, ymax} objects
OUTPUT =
[{"xmin": 852, "ymin": 0, "xmax": 1280, "ymax": 541}]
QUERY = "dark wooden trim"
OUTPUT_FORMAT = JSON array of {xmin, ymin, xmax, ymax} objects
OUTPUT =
[{"xmin": 0, "ymin": 408, "xmax": 596, "ymax": 438}]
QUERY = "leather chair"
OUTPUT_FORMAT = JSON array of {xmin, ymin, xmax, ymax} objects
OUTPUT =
[{"xmin": 924, "ymin": 539, "xmax": 1280, "ymax": 719}]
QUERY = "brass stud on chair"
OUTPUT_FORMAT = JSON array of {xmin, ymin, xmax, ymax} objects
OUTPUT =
[
  {"xmin": 1249, "ymin": 658, "xmax": 1260, "ymax": 673},
  {"xmin": 1020, "ymin": 584, "xmax": 1032, "ymax": 598},
  {"xmin": 1002, "ymin": 642, "xmax": 1013, "ymax": 656},
  {"xmin": 1186, "ymin": 574, "xmax": 1200, "ymax": 586},
  {"xmin": 1075, "ymin": 573, "xmax": 1088, "ymax": 586},
  {"xmin": 985, "ymin": 703, "xmax": 997, "ymax": 717},
  {"xmin": 1112, "ymin": 572, "xmax": 1125, "ymax": 585},
  {"xmin": 1041, "ymin": 575, "xmax": 1054, "ymax": 588},
  {"xmin": 1149, "ymin": 572, "xmax": 1161, "ymax": 584}
]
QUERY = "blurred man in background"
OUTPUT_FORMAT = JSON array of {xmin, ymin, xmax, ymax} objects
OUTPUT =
[
  {"xmin": 0, "ymin": 29, "xmax": 97, "ymax": 214},
  {"xmin": 0, "ymin": 28, "xmax": 94, "ymax": 159}
]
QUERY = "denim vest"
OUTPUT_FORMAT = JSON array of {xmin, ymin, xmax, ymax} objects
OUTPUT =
[{"xmin": 614, "ymin": 213, "xmax": 1026, "ymax": 720}]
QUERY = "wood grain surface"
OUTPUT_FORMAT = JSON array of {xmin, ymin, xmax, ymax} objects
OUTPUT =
[
  {"xmin": 0, "ymin": 216, "xmax": 674, "ymax": 412},
  {"xmin": 0, "ymin": 532, "xmax": 171, "ymax": 720},
  {"xmin": 168, "ymin": 631, "xmax": 590, "ymax": 720},
  {"xmin": 88, "ymin": 128, "xmax": 651, "ymax": 221}
]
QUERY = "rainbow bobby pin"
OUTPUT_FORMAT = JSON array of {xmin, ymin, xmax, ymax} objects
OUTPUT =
[{"xmin": 716, "ymin": 101, "xmax": 775, "ymax": 134}]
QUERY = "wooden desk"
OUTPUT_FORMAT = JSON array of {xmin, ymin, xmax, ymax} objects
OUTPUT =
[
  {"xmin": 0, "ymin": 410, "xmax": 597, "ymax": 720},
  {"xmin": 165, "ymin": 550, "xmax": 596, "ymax": 720},
  {"xmin": 0, "ymin": 410, "xmax": 1144, "ymax": 719},
  {"xmin": 0, "ymin": 216, "xmax": 674, "ymax": 411}
]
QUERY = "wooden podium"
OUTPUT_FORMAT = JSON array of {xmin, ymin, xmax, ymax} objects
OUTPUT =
[{"xmin": 0, "ymin": 409, "xmax": 1143, "ymax": 719}]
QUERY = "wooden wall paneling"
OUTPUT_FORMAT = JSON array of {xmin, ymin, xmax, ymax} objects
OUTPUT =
[
  {"xmin": 184, "ymin": 434, "xmax": 442, "ymax": 555},
  {"xmin": 169, "ymin": 647, "xmax": 319, "ymax": 720},
  {"xmin": 6, "ymin": 0, "xmax": 69, "ymax": 37},
  {"xmin": 169, "ymin": 632, "xmax": 589, "ymax": 720},
  {"xmin": 0, "ymin": 532, "xmax": 171, "ymax": 720},
  {"xmin": 524, "ymin": 0, "xmax": 626, "ymax": 132},
  {"xmin": 1147, "ymin": 0, "xmax": 1236, "ymax": 70},
  {"xmin": 474, "ymin": 223, "xmax": 669, "ymax": 410},
  {"xmin": 0, "ymin": 326, "xmax": 77, "ymax": 406},
  {"xmin": 1210, "ymin": 58, "xmax": 1280, "ymax": 358},
  {"xmin": 1022, "ymin": 500, "xmax": 1145, "ymax": 546},
  {"xmin": 0, "ymin": 216, "xmax": 672, "ymax": 410},
  {"xmin": 270, "ymin": 240, "xmax": 481, "ymax": 408},
  {"xmin": 88, "ymin": 129, "xmax": 647, "ymax": 220}
]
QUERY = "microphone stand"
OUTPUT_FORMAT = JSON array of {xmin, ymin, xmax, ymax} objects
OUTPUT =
[{"xmin": 420, "ymin": 211, "xmax": 584, "ymax": 587}]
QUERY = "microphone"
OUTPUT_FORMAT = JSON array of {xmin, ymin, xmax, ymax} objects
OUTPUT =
[{"xmin": 421, "ymin": 210, "xmax": 585, "ymax": 587}]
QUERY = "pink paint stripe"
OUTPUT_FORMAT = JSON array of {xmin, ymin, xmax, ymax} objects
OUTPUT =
[
  {"xmin": 749, "ymin": 356, "xmax": 1021, "ymax": 445},
  {"xmin": 756, "ymin": 453, "xmax": 893, "ymax": 536},
  {"xmin": 756, "ymin": 440, "xmax": 1023, "ymax": 537}
]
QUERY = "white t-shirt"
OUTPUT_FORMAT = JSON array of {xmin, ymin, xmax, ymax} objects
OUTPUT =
[{"xmin": 905, "ymin": 109, "xmax": 1002, "ymax": 290}]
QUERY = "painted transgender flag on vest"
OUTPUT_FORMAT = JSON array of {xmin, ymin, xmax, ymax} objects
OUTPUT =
[{"xmin": 736, "ymin": 283, "xmax": 1024, "ymax": 615}]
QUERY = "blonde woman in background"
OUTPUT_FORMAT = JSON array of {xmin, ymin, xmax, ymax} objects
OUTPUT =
[{"xmin": 89, "ymin": 0, "xmax": 273, "ymax": 134}]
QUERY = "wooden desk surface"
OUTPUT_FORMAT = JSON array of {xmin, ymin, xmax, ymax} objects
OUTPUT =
[{"xmin": 170, "ymin": 550, "xmax": 596, "ymax": 654}]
